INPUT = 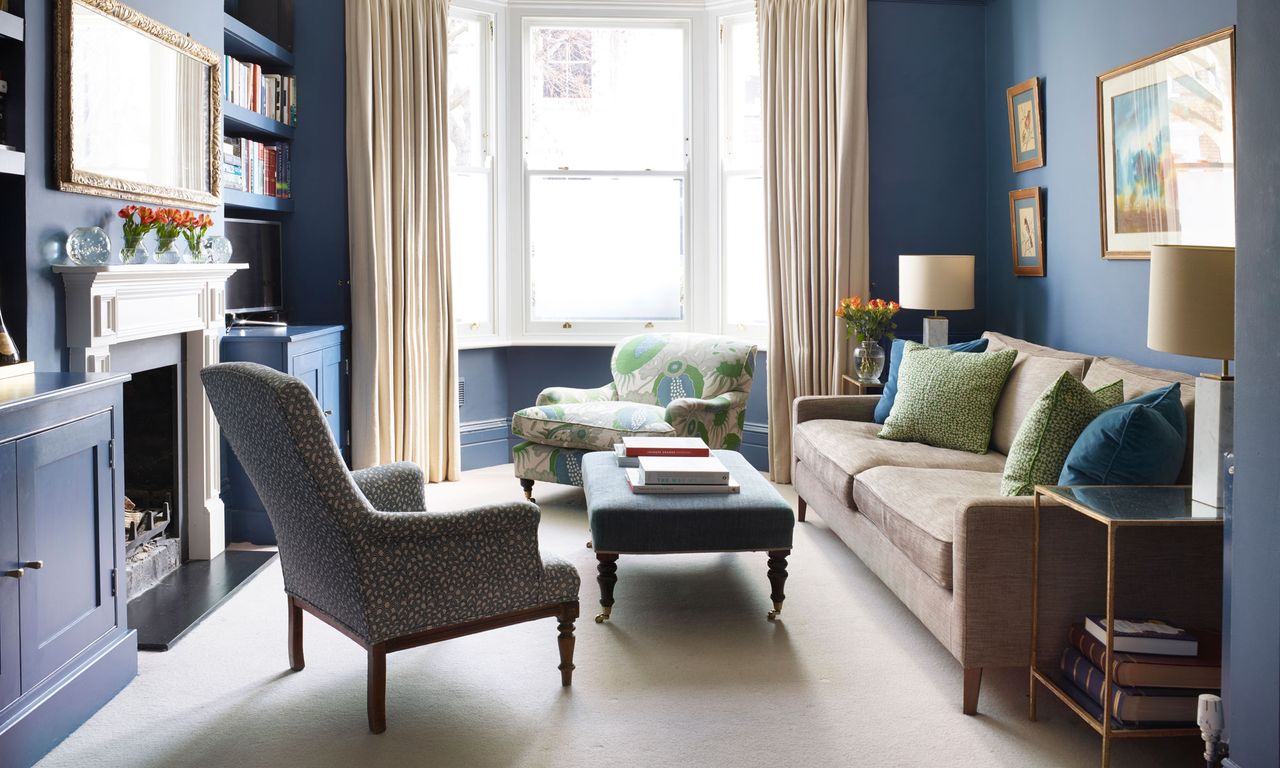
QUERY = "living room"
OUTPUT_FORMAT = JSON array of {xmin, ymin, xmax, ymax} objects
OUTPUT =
[{"xmin": 0, "ymin": 0, "xmax": 1275, "ymax": 766}]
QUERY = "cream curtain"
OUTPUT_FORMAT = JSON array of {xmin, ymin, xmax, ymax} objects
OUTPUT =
[
  {"xmin": 759, "ymin": 0, "xmax": 869, "ymax": 483},
  {"xmin": 345, "ymin": 0, "xmax": 460, "ymax": 481}
]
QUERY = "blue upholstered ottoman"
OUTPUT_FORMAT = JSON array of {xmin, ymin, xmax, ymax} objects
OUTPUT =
[{"xmin": 581, "ymin": 449, "xmax": 796, "ymax": 623}]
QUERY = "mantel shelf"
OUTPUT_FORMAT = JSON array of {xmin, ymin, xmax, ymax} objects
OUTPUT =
[{"xmin": 53, "ymin": 263, "xmax": 249, "ymax": 274}]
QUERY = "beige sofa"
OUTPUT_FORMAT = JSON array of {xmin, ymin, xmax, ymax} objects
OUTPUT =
[{"xmin": 791, "ymin": 332, "xmax": 1199, "ymax": 713}]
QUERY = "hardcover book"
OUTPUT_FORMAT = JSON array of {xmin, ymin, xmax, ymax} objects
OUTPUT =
[
  {"xmin": 1084, "ymin": 616, "xmax": 1198, "ymax": 656},
  {"xmin": 619, "ymin": 436, "xmax": 710, "ymax": 457},
  {"xmin": 1060, "ymin": 646, "xmax": 1202, "ymax": 726},
  {"xmin": 624, "ymin": 468, "xmax": 739, "ymax": 495},
  {"xmin": 636, "ymin": 455, "xmax": 730, "ymax": 486},
  {"xmin": 612, "ymin": 444, "xmax": 639, "ymax": 468},
  {"xmin": 1068, "ymin": 623, "xmax": 1220, "ymax": 689}
]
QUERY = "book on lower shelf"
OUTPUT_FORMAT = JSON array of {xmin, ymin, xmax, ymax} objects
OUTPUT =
[
  {"xmin": 1068, "ymin": 623, "xmax": 1220, "ymax": 689},
  {"xmin": 222, "ymin": 137, "xmax": 291, "ymax": 199},
  {"xmin": 624, "ymin": 468, "xmax": 740, "ymax": 495},
  {"xmin": 1084, "ymin": 616, "xmax": 1198, "ymax": 656},
  {"xmin": 619, "ymin": 436, "xmax": 710, "ymax": 458},
  {"xmin": 636, "ymin": 455, "xmax": 730, "ymax": 486},
  {"xmin": 1059, "ymin": 646, "xmax": 1205, "ymax": 726}
]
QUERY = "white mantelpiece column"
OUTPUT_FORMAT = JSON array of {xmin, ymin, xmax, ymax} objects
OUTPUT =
[{"xmin": 55, "ymin": 263, "xmax": 247, "ymax": 560}]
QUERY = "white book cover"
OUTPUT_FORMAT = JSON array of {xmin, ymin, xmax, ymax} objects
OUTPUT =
[
  {"xmin": 619, "ymin": 436, "xmax": 710, "ymax": 456},
  {"xmin": 625, "ymin": 469, "xmax": 740, "ymax": 494},
  {"xmin": 636, "ymin": 455, "xmax": 730, "ymax": 485},
  {"xmin": 613, "ymin": 444, "xmax": 639, "ymax": 468}
]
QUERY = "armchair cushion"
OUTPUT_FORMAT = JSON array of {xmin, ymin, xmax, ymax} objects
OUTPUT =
[
  {"xmin": 610, "ymin": 333, "xmax": 757, "ymax": 405},
  {"xmin": 664, "ymin": 390, "xmax": 750, "ymax": 449},
  {"xmin": 511, "ymin": 401, "xmax": 674, "ymax": 451},
  {"xmin": 536, "ymin": 382, "xmax": 616, "ymax": 406},
  {"xmin": 351, "ymin": 462, "xmax": 426, "ymax": 512}
]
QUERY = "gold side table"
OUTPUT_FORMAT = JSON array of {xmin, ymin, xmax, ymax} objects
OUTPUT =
[
  {"xmin": 1029, "ymin": 485, "xmax": 1224, "ymax": 768},
  {"xmin": 840, "ymin": 374, "xmax": 883, "ymax": 395}
]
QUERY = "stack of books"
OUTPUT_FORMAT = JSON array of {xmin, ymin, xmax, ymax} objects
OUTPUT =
[
  {"xmin": 222, "ymin": 138, "xmax": 291, "ymax": 199},
  {"xmin": 613, "ymin": 437, "xmax": 740, "ymax": 494},
  {"xmin": 223, "ymin": 55, "xmax": 298, "ymax": 126},
  {"xmin": 1058, "ymin": 616, "xmax": 1221, "ymax": 727}
]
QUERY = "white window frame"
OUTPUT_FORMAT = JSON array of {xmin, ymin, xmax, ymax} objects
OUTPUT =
[{"xmin": 450, "ymin": 5, "xmax": 500, "ymax": 341}]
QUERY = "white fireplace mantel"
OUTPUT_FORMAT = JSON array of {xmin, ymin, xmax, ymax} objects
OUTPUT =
[{"xmin": 55, "ymin": 263, "xmax": 248, "ymax": 561}]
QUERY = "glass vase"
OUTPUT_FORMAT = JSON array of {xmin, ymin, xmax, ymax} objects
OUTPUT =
[
  {"xmin": 120, "ymin": 238, "xmax": 152, "ymax": 264},
  {"xmin": 183, "ymin": 237, "xmax": 209, "ymax": 263},
  {"xmin": 853, "ymin": 340, "xmax": 886, "ymax": 384},
  {"xmin": 66, "ymin": 226, "xmax": 111, "ymax": 265},
  {"xmin": 201, "ymin": 235, "xmax": 233, "ymax": 264},
  {"xmin": 154, "ymin": 236, "xmax": 182, "ymax": 264}
]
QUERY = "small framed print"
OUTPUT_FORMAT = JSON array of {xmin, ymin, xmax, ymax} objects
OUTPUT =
[
  {"xmin": 1007, "ymin": 77, "xmax": 1044, "ymax": 172},
  {"xmin": 1009, "ymin": 187, "xmax": 1045, "ymax": 277}
]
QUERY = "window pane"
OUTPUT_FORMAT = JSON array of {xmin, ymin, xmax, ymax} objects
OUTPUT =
[
  {"xmin": 450, "ymin": 171, "xmax": 491, "ymax": 324},
  {"xmin": 529, "ymin": 175, "xmax": 684, "ymax": 321},
  {"xmin": 527, "ymin": 25, "xmax": 686, "ymax": 171},
  {"xmin": 447, "ymin": 17, "xmax": 485, "ymax": 168},
  {"xmin": 724, "ymin": 174, "xmax": 767, "ymax": 326},
  {"xmin": 723, "ymin": 18, "xmax": 762, "ymax": 172}
]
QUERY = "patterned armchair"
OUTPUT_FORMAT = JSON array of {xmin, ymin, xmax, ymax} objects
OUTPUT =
[
  {"xmin": 202, "ymin": 362, "xmax": 580, "ymax": 733},
  {"xmin": 512, "ymin": 333, "xmax": 758, "ymax": 500}
]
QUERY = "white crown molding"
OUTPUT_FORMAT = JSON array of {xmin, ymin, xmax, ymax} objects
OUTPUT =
[{"xmin": 505, "ymin": 0, "xmax": 749, "ymax": 10}]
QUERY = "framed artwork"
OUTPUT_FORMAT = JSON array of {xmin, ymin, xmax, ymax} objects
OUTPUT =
[
  {"xmin": 1097, "ymin": 27, "xmax": 1235, "ymax": 260},
  {"xmin": 1006, "ymin": 77, "xmax": 1044, "ymax": 172},
  {"xmin": 1009, "ymin": 187, "xmax": 1045, "ymax": 277}
]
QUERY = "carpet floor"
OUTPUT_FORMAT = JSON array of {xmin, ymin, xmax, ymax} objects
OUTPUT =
[{"xmin": 38, "ymin": 465, "xmax": 1201, "ymax": 767}]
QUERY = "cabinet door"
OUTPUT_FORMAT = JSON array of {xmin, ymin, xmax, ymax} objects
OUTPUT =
[
  {"xmin": 16, "ymin": 412, "xmax": 117, "ymax": 691},
  {"xmin": 0, "ymin": 442, "xmax": 18, "ymax": 709},
  {"xmin": 291, "ymin": 346, "xmax": 341, "ymax": 444}
]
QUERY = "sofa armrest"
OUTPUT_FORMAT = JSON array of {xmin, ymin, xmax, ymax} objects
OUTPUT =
[
  {"xmin": 664, "ymin": 391, "xmax": 750, "ymax": 447},
  {"xmin": 793, "ymin": 395, "xmax": 880, "ymax": 425},
  {"xmin": 351, "ymin": 462, "xmax": 425, "ymax": 512},
  {"xmin": 536, "ymin": 382, "xmax": 616, "ymax": 406}
]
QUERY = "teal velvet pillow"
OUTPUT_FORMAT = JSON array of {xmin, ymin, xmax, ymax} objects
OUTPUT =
[
  {"xmin": 1057, "ymin": 383, "xmax": 1187, "ymax": 486},
  {"xmin": 873, "ymin": 337, "xmax": 989, "ymax": 424}
]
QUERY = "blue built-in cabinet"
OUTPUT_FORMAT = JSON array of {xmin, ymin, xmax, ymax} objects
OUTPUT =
[
  {"xmin": 219, "ymin": 325, "xmax": 347, "ymax": 544},
  {"xmin": 0, "ymin": 373, "xmax": 137, "ymax": 768}
]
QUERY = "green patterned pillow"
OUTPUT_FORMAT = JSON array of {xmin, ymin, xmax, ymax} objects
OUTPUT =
[
  {"xmin": 878, "ymin": 343, "xmax": 1017, "ymax": 454},
  {"xmin": 1000, "ymin": 373, "xmax": 1125, "ymax": 496}
]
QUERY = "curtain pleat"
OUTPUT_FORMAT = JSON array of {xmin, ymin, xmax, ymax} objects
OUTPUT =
[
  {"xmin": 345, "ymin": 0, "xmax": 460, "ymax": 481},
  {"xmin": 759, "ymin": 0, "xmax": 869, "ymax": 482}
]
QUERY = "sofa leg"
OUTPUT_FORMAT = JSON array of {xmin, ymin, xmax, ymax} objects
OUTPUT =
[
  {"xmin": 962, "ymin": 667, "xmax": 983, "ymax": 715},
  {"xmin": 368, "ymin": 645, "xmax": 388, "ymax": 734},
  {"xmin": 288, "ymin": 596, "xmax": 305, "ymax": 672},
  {"xmin": 557, "ymin": 601, "xmax": 579, "ymax": 686},
  {"xmin": 520, "ymin": 478, "xmax": 536, "ymax": 504},
  {"xmin": 797, "ymin": 497, "xmax": 807, "ymax": 523}
]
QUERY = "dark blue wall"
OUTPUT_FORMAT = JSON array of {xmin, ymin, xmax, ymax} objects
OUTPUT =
[
  {"xmin": 1226, "ymin": 0, "xmax": 1280, "ymax": 764},
  {"xmin": 983, "ymin": 0, "xmax": 1236, "ymax": 372}
]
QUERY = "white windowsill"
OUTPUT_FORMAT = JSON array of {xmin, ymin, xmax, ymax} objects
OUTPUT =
[{"xmin": 457, "ymin": 334, "xmax": 768, "ymax": 352}]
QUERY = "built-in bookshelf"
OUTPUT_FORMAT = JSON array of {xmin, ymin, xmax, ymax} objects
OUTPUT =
[
  {"xmin": 0, "ymin": 8, "xmax": 25, "ymax": 178},
  {"xmin": 221, "ymin": 10, "xmax": 293, "ymax": 215}
]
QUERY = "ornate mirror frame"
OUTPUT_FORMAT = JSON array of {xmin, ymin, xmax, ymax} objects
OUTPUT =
[{"xmin": 55, "ymin": 0, "xmax": 222, "ymax": 210}]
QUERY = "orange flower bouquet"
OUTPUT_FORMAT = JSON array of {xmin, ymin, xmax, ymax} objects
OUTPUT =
[
  {"xmin": 835, "ymin": 296, "xmax": 900, "ymax": 383},
  {"xmin": 179, "ymin": 212, "xmax": 215, "ymax": 262},
  {"xmin": 117, "ymin": 205, "xmax": 159, "ymax": 263}
]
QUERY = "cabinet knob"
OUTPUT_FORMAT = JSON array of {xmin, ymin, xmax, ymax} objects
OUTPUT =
[
  {"xmin": 3, "ymin": 568, "xmax": 23, "ymax": 579},
  {"xmin": 23, "ymin": 560, "xmax": 43, "ymax": 570}
]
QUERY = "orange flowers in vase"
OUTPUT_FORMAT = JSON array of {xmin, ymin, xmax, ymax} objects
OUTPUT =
[
  {"xmin": 835, "ymin": 296, "xmax": 901, "ymax": 383},
  {"xmin": 178, "ymin": 212, "xmax": 215, "ymax": 262}
]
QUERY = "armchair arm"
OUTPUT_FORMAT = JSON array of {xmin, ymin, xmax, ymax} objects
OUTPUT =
[
  {"xmin": 664, "ymin": 390, "xmax": 750, "ymax": 448},
  {"xmin": 536, "ymin": 382, "xmax": 616, "ymax": 406},
  {"xmin": 351, "ymin": 462, "xmax": 425, "ymax": 512},
  {"xmin": 793, "ymin": 395, "xmax": 880, "ymax": 425}
]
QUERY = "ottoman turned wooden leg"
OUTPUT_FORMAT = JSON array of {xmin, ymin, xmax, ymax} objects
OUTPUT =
[
  {"xmin": 766, "ymin": 549, "xmax": 790, "ymax": 621},
  {"xmin": 595, "ymin": 553, "xmax": 619, "ymax": 623}
]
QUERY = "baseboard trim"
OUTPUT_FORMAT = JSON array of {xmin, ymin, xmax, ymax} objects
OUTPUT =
[{"xmin": 460, "ymin": 417, "xmax": 510, "ymax": 436}]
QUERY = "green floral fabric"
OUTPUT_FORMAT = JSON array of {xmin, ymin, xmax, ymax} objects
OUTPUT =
[
  {"xmin": 610, "ymin": 333, "xmax": 757, "ymax": 406},
  {"xmin": 512, "ymin": 441, "xmax": 591, "ymax": 485},
  {"xmin": 511, "ymin": 401, "xmax": 673, "ymax": 452},
  {"xmin": 536, "ymin": 383, "xmax": 617, "ymax": 406},
  {"xmin": 1000, "ymin": 374, "xmax": 1125, "ymax": 496},
  {"xmin": 664, "ymin": 390, "xmax": 750, "ymax": 451},
  {"xmin": 879, "ymin": 343, "xmax": 1018, "ymax": 454}
]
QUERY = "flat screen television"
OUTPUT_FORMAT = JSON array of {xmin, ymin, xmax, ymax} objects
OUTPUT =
[{"xmin": 224, "ymin": 219, "xmax": 283, "ymax": 315}]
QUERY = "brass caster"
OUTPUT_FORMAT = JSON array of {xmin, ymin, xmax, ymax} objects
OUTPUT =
[
  {"xmin": 595, "ymin": 607, "xmax": 612, "ymax": 624},
  {"xmin": 586, "ymin": 540, "xmax": 593, "ymax": 549},
  {"xmin": 767, "ymin": 602, "xmax": 783, "ymax": 621}
]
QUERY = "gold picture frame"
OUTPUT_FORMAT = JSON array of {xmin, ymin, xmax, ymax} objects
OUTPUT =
[
  {"xmin": 1010, "ymin": 187, "xmax": 1045, "ymax": 277},
  {"xmin": 1007, "ymin": 77, "xmax": 1044, "ymax": 172},
  {"xmin": 1096, "ymin": 27, "xmax": 1235, "ymax": 260}
]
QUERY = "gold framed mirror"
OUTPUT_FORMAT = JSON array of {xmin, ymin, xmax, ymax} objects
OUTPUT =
[{"xmin": 56, "ymin": 0, "xmax": 222, "ymax": 210}]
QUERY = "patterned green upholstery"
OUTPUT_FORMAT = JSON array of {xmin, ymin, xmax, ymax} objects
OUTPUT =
[{"xmin": 513, "ymin": 333, "xmax": 758, "ymax": 487}]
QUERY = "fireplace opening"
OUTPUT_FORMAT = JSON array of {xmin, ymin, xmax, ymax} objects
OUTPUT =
[{"xmin": 122, "ymin": 364, "xmax": 184, "ymax": 599}]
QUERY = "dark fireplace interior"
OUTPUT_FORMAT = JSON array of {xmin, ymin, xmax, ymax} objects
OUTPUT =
[{"xmin": 122, "ymin": 364, "xmax": 184, "ymax": 598}]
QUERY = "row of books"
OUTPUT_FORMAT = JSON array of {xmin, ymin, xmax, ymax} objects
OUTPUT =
[
  {"xmin": 1057, "ymin": 617, "xmax": 1220, "ymax": 727},
  {"xmin": 224, "ymin": 55, "xmax": 298, "ymax": 126},
  {"xmin": 222, "ymin": 138, "xmax": 292, "ymax": 199},
  {"xmin": 614, "ymin": 438, "xmax": 740, "ymax": 494}
]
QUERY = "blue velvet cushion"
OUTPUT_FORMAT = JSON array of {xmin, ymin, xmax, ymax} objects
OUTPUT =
[
  {"xmin": 873, "ymin": 337, "xmax": 990, "ymax": 424},
  {"xmin": 1057, "ymin": 383, "xmax": 1187, "ymax": 486}
]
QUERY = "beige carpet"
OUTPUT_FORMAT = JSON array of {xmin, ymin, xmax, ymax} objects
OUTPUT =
[{"xmin": 38, "ymin": 465, "xmax": 1201, "ymax": 767}]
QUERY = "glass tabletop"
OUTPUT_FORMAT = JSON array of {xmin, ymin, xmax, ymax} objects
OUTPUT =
[{"xmin": 1036, "ymin": 485, "xmax": 1223, "ymax": 524}]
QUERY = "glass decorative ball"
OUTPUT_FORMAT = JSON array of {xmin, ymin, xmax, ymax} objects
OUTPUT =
[
  {"xmin": 66, "ymin": 226, "xmax": 112, "ymax": 266},
  {"xmin": 202, "ymin": 235, "xmax": 233, "ymax": 264}
]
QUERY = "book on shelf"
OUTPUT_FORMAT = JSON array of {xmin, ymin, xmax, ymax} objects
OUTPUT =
[
  {"xmin": 221, "ymin": 137, "xmax": 291, "ymax": 200},
  {"xmin": 1084, "ymin": 616, "xmax": 1198, "ymax": 657},
  {"xmin": 1068, "ymin": 623, "xmax": 1220, "ymax": 690},
  {"xmin": 636, "ymin": 455, "xmax": 730, "ymax": 486},
  {"xmin": 223, "ymin": 55, "xmax": 297, "ymax": 126},
  {"xmin": 624, "ymin": 469, "xmax": 740, "ymax": 495},
  {"xmin": 613, "ymin": 444, "xmax": 639, "ymax": 468},
  {"xmin": 1059, "ymin": 646, "xmax": 1203, "ymax": 726},
  {"xmin": 619, "ymin": 436, "xmax": 710, "ymax": 458}
]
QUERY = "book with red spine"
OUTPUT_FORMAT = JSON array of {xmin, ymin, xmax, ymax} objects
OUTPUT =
[{"xmin": 620, "ymin": 436, "xmax": 710, "ymax": 458}]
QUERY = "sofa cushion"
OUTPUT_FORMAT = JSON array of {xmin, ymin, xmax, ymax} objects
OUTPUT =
[
  {"xmin": 874, "ymin": 337, "xmax": 989, "ymax": 424},
  {"xmin": 991, "ymin": 354, "xmax": 1091, "ymax": 456},
  {"xmin": 1082, "ymin": 357, "xmax": 1197, "ymax": 481},
  {"xmin": 880, "ymin": 344, "xmax": 1017, "ymax": 454},
  {"xmin": 1059, "ymin": 383, "xmax": 1188, "ymax": 486},
  {"xmin": 852, "ymin": 466, "xmax": 1005, "ymax": 590},
  {"xmin": 981, "ymin": 331, "xmax": 1096, "ymax": 373},
  {"xmin": 511, "ymin": 401, "xmax": 673, "ymax": 451},
  {"xmin": 793, "ymin": 419, "xmax": 1006, "ymax": 510},
  {"xmin": 1001, "ymin": 374, "xmax": 1125, "ymax": 496}
]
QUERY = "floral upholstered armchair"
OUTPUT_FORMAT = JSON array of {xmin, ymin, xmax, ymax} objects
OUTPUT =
[{"xmin": 512, "ymin": 333, "xmax": 758, "ymax": 500}]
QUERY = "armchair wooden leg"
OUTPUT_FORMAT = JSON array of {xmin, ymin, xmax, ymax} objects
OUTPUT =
[
  {"xmin": 520, "ymin": 478, "xmax": 536, "ymax": 504},
  {"xmin": 557, "ymin": 601, "xmax": 579, "ymax": 686},
  {"xmin": 288, "ymin": 596, "xmax": 305, "ymax": 672},
  {"xmin": 797, "ymin": 497, "xmax": 807, "ymax": 523},
  {"xmin": 963, "ymin": 667, "xmax": 983, "ymax": 715},
  {"xmin": 368, "ymin": 645, "xmax": 387, "ymax": 734}
]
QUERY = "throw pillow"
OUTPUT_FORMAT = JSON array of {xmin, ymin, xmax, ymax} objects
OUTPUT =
[
  {"xmin": 878, "ymin": 343, "xmax": 1017, "ymax": 454},
  {"xmin": 1058, "ymin": 383, "xmax": 1187, "ymax": 486},
  {"xmin": 1000, "ymin": 373, "xmax": 1125, "ymax": 496},
  {"xmin": 873, "ymin": 337, "xmax": 989, "ymax": 423}
]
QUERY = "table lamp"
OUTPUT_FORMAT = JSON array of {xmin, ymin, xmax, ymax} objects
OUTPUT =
[
  {"xmin": 898, "ymin": 254, "xmax": 975, "ymax": 346},
  {"xmin": 1147, "ymin": 244, "xmax": 1235, "ymax": 508}
]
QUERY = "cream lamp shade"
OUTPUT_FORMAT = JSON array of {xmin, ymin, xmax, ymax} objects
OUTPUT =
[
  {"xmin": 898, "ymin": 255, "xmax": 975, "ymax": 312},
  {"xmin": 1147, "ymin": 244, "xmax": 1235, "ymax": 363}
]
